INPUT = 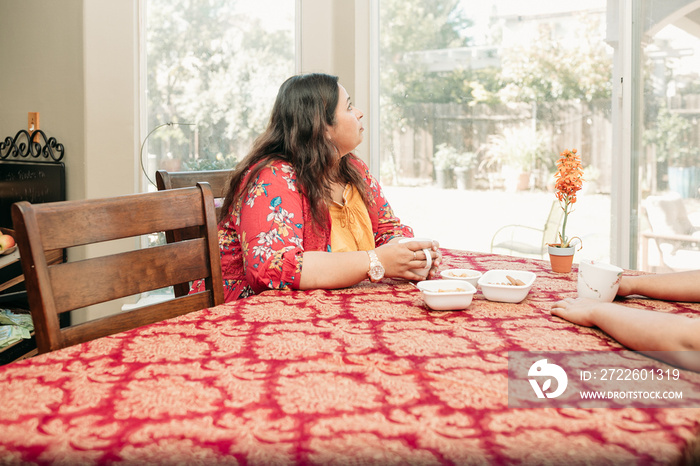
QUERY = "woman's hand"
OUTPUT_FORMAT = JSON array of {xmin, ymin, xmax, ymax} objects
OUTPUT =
[
  {"xmin": 615, "ymin": 271, "xmax": 700, "ymax": 301},
  {"xmin": 376, "ymin": 239, "xmax": 442, "ymax": 280},
  {"xmin": 550, "ymin": 297, "xmax": 602, "ymax": 327},
  {"xmin": 616, "ymin": 275, "xmax": 635, "ymax": 297},
  {"xmin": 551, "ymin": 295, "xmax": 700, "ymax": 371}
]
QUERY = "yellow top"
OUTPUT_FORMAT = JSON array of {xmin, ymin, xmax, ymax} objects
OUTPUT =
[{"xmin": 329, "ymin": 183, "xmax": 375, "ymax": 252}]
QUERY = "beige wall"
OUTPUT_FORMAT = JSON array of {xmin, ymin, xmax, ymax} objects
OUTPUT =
[
  {"xmin": 79, "ymin": 1, "xmax": 140, "ymax": 321},
  {"xmin": 0, "ymin": 0, "xmax": 139, "ymax": 202},
  {"xmin": 1, "ymin": 0, "xmax": 140, "ymax": 321},
  {"xmin": 84, "ymin": 1, "xmax": 140, "ymax": 199},
  {"xmin": 0, "ymin": 0, "xmax": 86, "ymax": 201},
  {"xmin": 299, "ymin": 0, "xmax": 370, "ymax": 161}
]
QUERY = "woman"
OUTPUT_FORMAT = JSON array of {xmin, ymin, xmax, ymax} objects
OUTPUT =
[
  {"xmin": 195, "ymin": 73, "xmax": 440, "ymax": 301},
  {"xmin": 551, "ymin": 270, "xmax": 700, "ymax": 371}
]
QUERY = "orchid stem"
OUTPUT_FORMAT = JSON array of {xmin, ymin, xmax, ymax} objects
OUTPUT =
[{"xmin": 560, "ymin": 200, "xmax": 570, "ymax": 247}]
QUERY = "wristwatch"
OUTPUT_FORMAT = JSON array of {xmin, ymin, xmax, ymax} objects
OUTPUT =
[{"xmin": 366, "ymin": 249, "xmax": 385, "ymax": 282}]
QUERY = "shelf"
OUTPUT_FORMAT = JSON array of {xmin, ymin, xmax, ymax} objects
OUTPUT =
[{"xmin": 0, "ymin": 248, "xmax": 20, "ymax": 269}]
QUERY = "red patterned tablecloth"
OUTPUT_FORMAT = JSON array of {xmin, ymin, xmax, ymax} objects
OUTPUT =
[{"xmin": 0, "ymin": 250, "xmax": 698, "ymax": 464}]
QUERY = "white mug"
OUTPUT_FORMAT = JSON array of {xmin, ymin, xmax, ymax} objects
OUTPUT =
[
  {"xmin": 398, "ymin": 237, "xmax": 434, "ymax": 278},
  {"xmin": 577, "ymin": 259, "xmax": 623, "ymax": 302}
]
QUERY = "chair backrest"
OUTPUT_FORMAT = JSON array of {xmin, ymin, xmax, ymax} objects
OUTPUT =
[
  {"xmin": 643, "ymin": 193, "xmax": 696, "ymax": 236},
  {"xmin": 541, "ymin": 200, "xmax": 565, "ymax": 251},
  {"xmin": 11, "ymin": 183, "xmax": 224, "ymax": 354},
  {"xmin": 155, "ymin": 169, "xmax": 232, "ymax": 218}
]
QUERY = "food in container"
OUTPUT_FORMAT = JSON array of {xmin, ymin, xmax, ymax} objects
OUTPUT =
[
  {"xmin": 477, "ymin": 270, "xmax": 536, "ymax": 303},
  {"xmin": 440, "ymin": 268, "xmax": 482, "ymax": 287},
  {"xmin": 416, "ymin": 279, "xmax": 476, "ymax": 311}
]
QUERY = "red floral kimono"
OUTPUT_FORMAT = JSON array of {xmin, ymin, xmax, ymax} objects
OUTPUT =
[{"xmin": 192, "ymin": 156, "xmax": 413, "ymax": 302}]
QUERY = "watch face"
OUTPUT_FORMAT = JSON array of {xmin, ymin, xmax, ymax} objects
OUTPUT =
[{"xmin": 369, "ymin": 265, "xmax": 384, "ymax": 280}]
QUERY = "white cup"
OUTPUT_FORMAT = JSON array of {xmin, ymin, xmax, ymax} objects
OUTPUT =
[
  {"xmin": 398, "ymin": 237, "xmax": 434, "ymax": 278},
  {"xmin": 577, "ymin": 259, "xmax": 623, "ymax": 302}
]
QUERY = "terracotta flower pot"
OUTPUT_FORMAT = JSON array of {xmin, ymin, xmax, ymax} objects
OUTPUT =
[{"xmin": 548, "ymin": 244, "xmax": 575, "ymax": 273}]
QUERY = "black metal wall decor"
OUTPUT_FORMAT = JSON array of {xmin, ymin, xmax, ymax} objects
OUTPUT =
[{"xmin": 0, "ymin": 129, "xmax": 65, "ymax": 162}]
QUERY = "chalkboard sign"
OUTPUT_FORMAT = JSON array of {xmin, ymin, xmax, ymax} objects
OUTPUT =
[{"xmin": 0, "ymin": 161, "xmax": 66, "ymax": 229}]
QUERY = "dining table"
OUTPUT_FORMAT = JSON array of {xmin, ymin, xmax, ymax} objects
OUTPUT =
[{"xmin": 0, "ymin": 249, "xmax": 699, "ymax": 465}]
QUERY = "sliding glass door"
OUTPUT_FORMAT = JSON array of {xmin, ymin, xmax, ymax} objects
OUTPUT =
[
  {"xmin": 377, "ymin": 0, "xmax": 700, "ymax": 270},
  {"xmin": 637, "ymin": 1, "xmax": 700, "ymax": 272},
  {"xmin": 378, "ymin": 0, "xmax": 613, "ymax": 263}
]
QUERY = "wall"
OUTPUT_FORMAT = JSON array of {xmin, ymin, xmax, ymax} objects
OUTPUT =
[
  {"xmin": 0, "ymin": 0, "xmax": 140, "ymax": 322},
  {"xmin": 84, "ymin": 1, "xmax": 140, "ymax": 200},
  {"xmin": 300, "ymin": 0, "xmax": 370, "ymax": 161},
  {"xmin": 80, "ymin": 1, "xmax": 140, "ymax": 321},
  {"xmin": 0, "ymin": 1, "xmax": 138, "ymax": 207},
  {"xmin": 0, "ymin": 0, "xmax": 86, "ymax": 202}
]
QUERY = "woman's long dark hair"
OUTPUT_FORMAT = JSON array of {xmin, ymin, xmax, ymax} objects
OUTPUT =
[{"xmin": 219, "ymin": 73, "xmax": 370, "ymax": 227}]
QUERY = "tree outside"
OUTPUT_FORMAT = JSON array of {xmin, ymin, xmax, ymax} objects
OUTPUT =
[
  {"xmin": 378, "ymin": 0, "xmax": 612, "ymax": 192},
  {"xmin": 145, "ymin": 0, "xmax": 294, "ymax": 179}
]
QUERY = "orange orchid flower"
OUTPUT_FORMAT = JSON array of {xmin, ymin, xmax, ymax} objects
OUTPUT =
[{"xmin": 554, "ymin": 149, "xmax": 584, "ymax": 248}]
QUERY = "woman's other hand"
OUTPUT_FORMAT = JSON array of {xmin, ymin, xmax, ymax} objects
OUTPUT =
[
  {"xmin": 616, "ymin": 275, "xmax": 635, "ymax": 297},
  {"xmin": 550, "ymin": 297, "xmax": 602, "ymax": 327}
]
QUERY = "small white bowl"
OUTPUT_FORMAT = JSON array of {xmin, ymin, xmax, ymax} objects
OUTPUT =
[
  {"xmin": 440, "ymin": 268, "xmax": 482, "ymax": 287},
  {"xmin": 416, "ymin": 279, "xmax": 476, "ymax": 311},
  {"xmin": 477, "ymin": 270, "xmax": 536, "ymax": 303}
]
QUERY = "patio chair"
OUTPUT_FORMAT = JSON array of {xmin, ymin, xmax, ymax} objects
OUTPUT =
[
  {"xmin": 11, "ymin": 183, "xmax": 224, "ymax": 354},
  {"xmin": 640, "ymin": 193, "xmax": 700, "ymax": 272},
  {"xmin": 156, "ymin": 169, "xmax": 233, "ymax": 297},
  {"xmin": 490, "ymin": 200, "xmax": 564, "ymax": 258}
]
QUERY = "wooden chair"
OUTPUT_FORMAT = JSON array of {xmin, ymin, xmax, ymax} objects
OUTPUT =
[
  {"xmin": 155, "ymin": 169, "xmax": 232, "ymax": 218},
  {"xmin": 10, "ymin": 183, "xmax": 224, "ymax": 354},
  {"xmin": 155, "ymin": 169, "xmax": 232, "ymax": 297},
  {"xmin": 490, "ymin": 200, "xmax": 564, "ymax": 258}
]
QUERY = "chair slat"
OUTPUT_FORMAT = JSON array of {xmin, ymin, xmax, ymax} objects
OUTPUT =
[
  {"xmin": 36, "ymin": 189, "xmax": 205, "ymax": 251},
  {"xmin": 49, "ymin": 238, "xmax": 210, "ymax": 313}
]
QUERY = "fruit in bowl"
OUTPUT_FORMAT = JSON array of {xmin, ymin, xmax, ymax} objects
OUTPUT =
[
  {"xmin": 416, "ymin": 279, "xmax": 476, "ymax": 311},
  {"xmin": 0, "ymin": 234, "xmax": 16, "ymax": 253}
]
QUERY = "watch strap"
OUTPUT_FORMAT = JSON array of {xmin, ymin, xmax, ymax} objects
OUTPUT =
[{"xmin": 366, "ymin": 249, "xmax": 385, "ymax": 282}]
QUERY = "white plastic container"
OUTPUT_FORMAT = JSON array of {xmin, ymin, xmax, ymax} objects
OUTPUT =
[
  {"xmin": 478, "ymin": 270, "xmax": 536, "ymax": 303},
  {"xmin": 440, "ymin": 268, "xmax": 482, "ymax": 288},
  {"xmin": 416, "ymin": 279, "xmax": 476, "ymax": 311}
]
